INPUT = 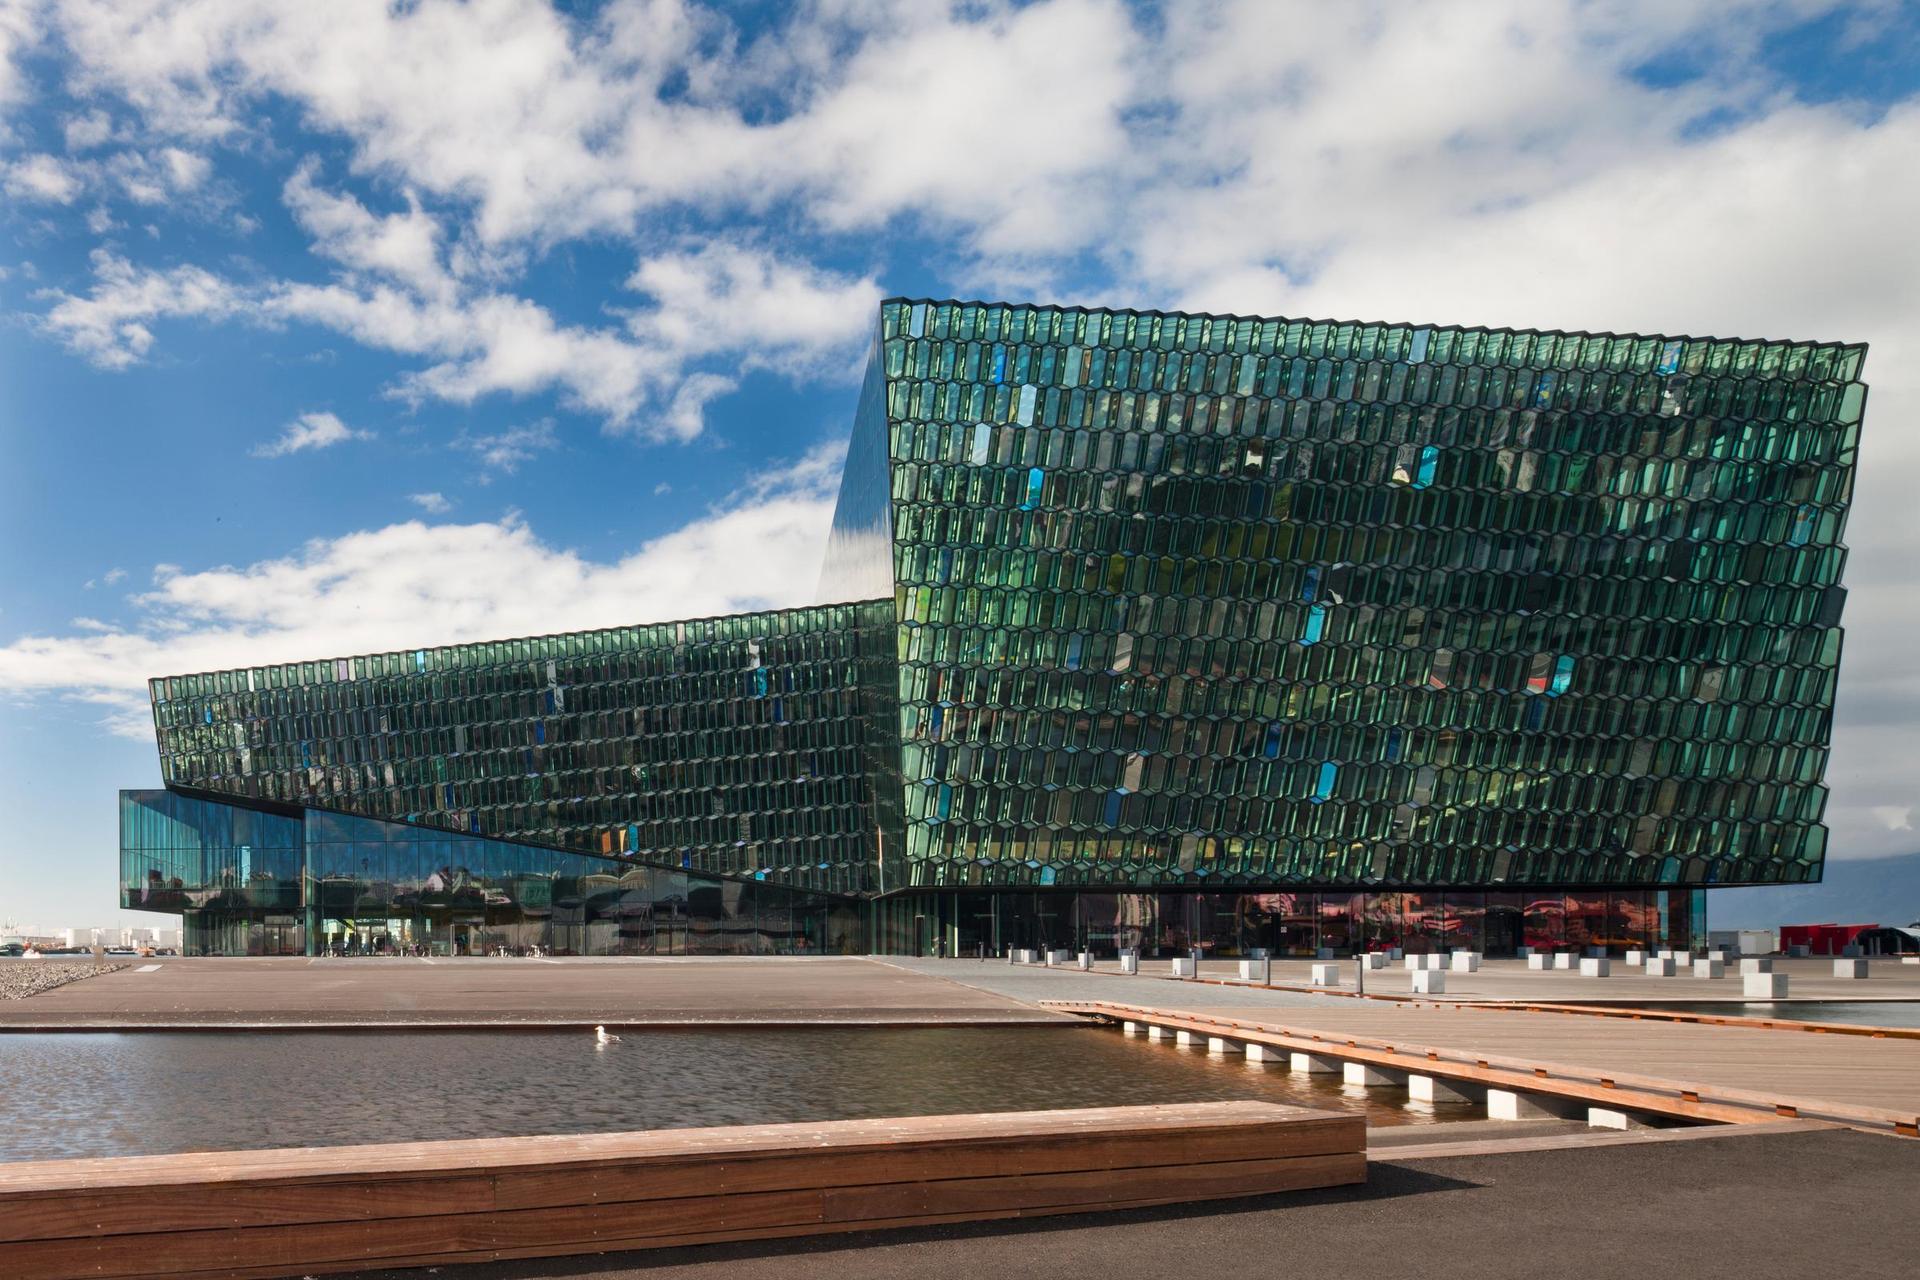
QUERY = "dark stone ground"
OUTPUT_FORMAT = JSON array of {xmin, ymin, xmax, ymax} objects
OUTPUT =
[{"xmin": 344, "ymin": 1128, "xmax": 1920, "ymax": 1280}]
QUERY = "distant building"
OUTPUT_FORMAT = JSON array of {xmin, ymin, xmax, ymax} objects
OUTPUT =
[{"xmin": 121, "ymin": 299, "xmax": 1867, "ymax": 958}]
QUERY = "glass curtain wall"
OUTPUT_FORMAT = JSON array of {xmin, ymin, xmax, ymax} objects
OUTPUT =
[
  {"xmin": 873, "ymin": 888, "xmax": 1704, "ymax": 959},
  {"xmin": 123, "ymin": 790, "xmax": 862, "ymax": 957},
  {"xmin": 876, "ymin": 298, "xmax": 1861, "ymax": 892},
  {"xmin": 148, "ymin": 601, "xmax": 897, "ymax": 896}
]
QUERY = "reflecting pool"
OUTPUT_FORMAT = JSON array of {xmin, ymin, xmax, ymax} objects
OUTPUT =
[{"xmin": 0, "ymin": 1024, "xmax": 1465, "ymax": 1163}]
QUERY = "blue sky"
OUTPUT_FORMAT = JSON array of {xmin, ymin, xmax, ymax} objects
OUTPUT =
[{"xmin": 1, "ymin": 0, "xmax": 1917, "ymax": 929}]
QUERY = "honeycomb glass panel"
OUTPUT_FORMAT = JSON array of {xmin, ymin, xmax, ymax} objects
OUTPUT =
[{"xmin": 866, "ymin": 298, "xmax": 1864, "ymax": 890}]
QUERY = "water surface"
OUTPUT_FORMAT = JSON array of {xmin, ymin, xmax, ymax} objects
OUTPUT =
[{"xmin": 0, "ymin": 1025, "xmax": 1460, "ymax": 1163}]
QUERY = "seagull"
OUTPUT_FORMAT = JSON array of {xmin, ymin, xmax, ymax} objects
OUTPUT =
[{"xmin": 595, "ymin": 1025, "xmax": 620, "ymax": 1045}]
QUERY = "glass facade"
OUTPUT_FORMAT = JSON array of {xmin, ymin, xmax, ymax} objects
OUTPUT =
[
  {"xmin": 149, "ymin": 601, "xmax": 894, "ymax": 895},
  {"xmin": 831, "ymin": 299, "xmax": 1863, "ymax": 891},
  {"xmin": 122, "ymin": 297, "xmax": 1865, "ymax": 955},
  {"xmin": 867, "ymin": 888, "xmax": 1705, "ymax": 960},
  {"xmin": 122, "ymin": 789, "xmax": 861, "ymax": 956}
]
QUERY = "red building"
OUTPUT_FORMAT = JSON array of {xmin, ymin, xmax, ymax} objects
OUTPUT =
[{"xmin": 1778, "ymin": 923, "xmax": 1878, "ymax": 956}]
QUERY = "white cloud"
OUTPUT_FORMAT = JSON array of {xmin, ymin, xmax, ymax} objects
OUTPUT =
[
  {"xmin": 283, "ymin": 159, "xmax": 449, "ymax": 297},
  {"xmin": 40, "ymin": 0, "xmax": 1139, "ymax": 252},
  {"xmin": 38, "ymin": 249, "xmax": 246, "ymax": 368},
  {"xmin": 251, "ymin": 410, "xmax": 372, "ymax": 458},
  {"xmin": 63, "ymin": 106, "xmax": 113, "ymax": 149},
  {"xmin": 102, "ymin": 567, "xmax": 125, "ymax": 584},
  {"xmin": 753, "ymin": 0, "xmax": 1137, "ymax": 255},
  {"xmin": 455, "ymin": 419, "xmax": 558, "ymax": 474},
  {"xmin": 1871, "ymin": 806, "xmax": 1914, "ymax": 833},
  {"xmin": 37, "ymin": 216, "xmax": 878, "ymax": 439},
  {"xmin": 5, "ymin": 153, "xmax": 82, "ymax": 202},
  {"xmin": 627, "ymin": 242, "xmax": 880, "ymax": 379},
  {"xmin": 158, "ymin": 146, "xmax": 210, "ymax": 190},
  {"xmin": 0, "ymin": 0, "xmax": 41, "ymax": 135},
  {"xmin": 408, "ymin": 491, "xmax": 452, "ymax": 514},
  {"xmin": 0, "ymin": 445, "xmax": 843, "ymax": 738}
]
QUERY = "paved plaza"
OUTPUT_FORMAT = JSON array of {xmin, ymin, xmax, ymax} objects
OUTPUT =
[
  {"xmin": 1096, "ymin": 952, "xmax": 1920, "ymax": 1005},
  {"xmin": 335, "ymin": 1127, "xmax": 1920, "ymax": 1280},
  {"xmin": 0, "ymin": 956, "xmax": 1067, "ymax": 1028}
]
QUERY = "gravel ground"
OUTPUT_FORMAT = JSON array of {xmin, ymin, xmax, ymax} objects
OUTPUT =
[{"xmin": 0, "ymin": 960, "xmax": 128, "ymax": 1000}]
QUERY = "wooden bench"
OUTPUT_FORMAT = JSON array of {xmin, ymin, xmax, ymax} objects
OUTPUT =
[{"xmin": 0, "ymin": 1102, "xmax": 1363, "ymax": 1279}]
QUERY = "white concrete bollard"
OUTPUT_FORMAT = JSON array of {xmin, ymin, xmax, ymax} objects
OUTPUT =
[
  {"xmin": 1343, "ymin": 1061, "xmax": 1404, "ymax": 1087},
  {"xmin": 1174, "ymin": 1029, "xmax": 1206, "ymax": 1047},
  {"xmin": 1409, "ymin": 1074, "xmax": 1477, "ymax": 1103},
  {"xmin": 1404, "ymin": 955, "xmax": 1424, "ymax": 970},
  {"xmin": 1588, "ymin": 1107, "xmax": 1653, "ymax": 1131},
  {"xmin": 1411, "ymin": 969, "xmax": 1446, "ymax": 994},
  {"xmin": 1316, "ymin": 947, "xmax": 1337, "ymax": 960},
  {"xmin": 1788, "ymin": 944, "xmax": 1810, "ymax": 957},
  {"xmin": 1624, "ymin": 950, "xmax": 1646, "ymax": 966},
  {"xmin": 1744, "ymin": 972, "xmax": 1789, "ymax": 998},
  {"xmin": 1239, "ymin": 958, "xmax": 1271, "ymax": 984},
  {"xmin": 1692, "ymin": 958, "xmax": 1725, "ymax": 979},
  {"xmin": 1644, "ymin": 958, "xmax": 1676, "ymax": 977},
  {"xmin": 1077, "ymin": 951, "xmax": 1093, "ymax": 970},
  {"xmin": 1122, "ymin": 1020, "xmax": 1144, "ymax": 1036},
  {"xmin": 1119, "ymin": 951, "xmax": 1140, "ymax": 975},
  {"xmin": 1487, "ymin": 1089, "xmax": 1579, "ymax": 1120},
  {"xmin": 1833, "ymin": 958, "xmax": 1868, "ymax": 979},
  {"xmin": 1580, "ymin": 957, "xmax": 1610, "ymax": 977},
  {"xmin": 1291, "ymin": 1052, "xmax": 1340, "ymax": 1073},
  {"xmin": 1903, "ymin": 956, "xmax": 1920, "ymax": 965},
  {"xmin": 1245, "ymin": 1043, "xmax": 1283, "ymax": 1063},
  {"xmin": 1552, "ymin": 953, "xmax": 1575, "ymax": 970},
  {"xmin": 1363, "ymin": 953, "xmax": 1387, "ymax": 970},
  {"xmin": 1709, "ymin": 950, "xmax": 1730, "ymax": 963},
  {"xmin": 1206, "ymin": 1036, "xmax": 1238, "ymax": 1056},
  {"xmin": 1527, "ymin": 953, "xmax": 1549, "ymax": 971},
  {"xmin": 1450, "ymin": 951, "xmax": 1481, "ymax": 972},
  {"xmin": 1311, "ymin": 962, "xmax": 1340, "ymax": 987},
  {"xmin": 1169, "ymin": 957, "xmax": 1196, "ymax": 979},
  {"xmin": 1740, "ymin": 957, "xmax": 1773, "ymax": 975},
  {"xmin": 1145, "ymin": 1024, "xmax": 1174, "ymax": 1040}
]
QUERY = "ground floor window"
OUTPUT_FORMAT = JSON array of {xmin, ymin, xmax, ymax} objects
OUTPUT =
[{"xmin": 868, "ymin": 888, "xmax": 1706, "ymax": 959}]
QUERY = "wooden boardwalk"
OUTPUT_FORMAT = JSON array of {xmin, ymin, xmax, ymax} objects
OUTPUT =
[
  {"xmin": 1048, "ymin": 1000, "xmax": 1920, "ymax": 1137},
  {"xmin": 0, "ymin": 1102, "xmax": 1363, "ymax": 1280}
]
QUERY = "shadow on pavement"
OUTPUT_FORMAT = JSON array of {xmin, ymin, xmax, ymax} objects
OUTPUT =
[{"xmin": 354, "ymin": 1164, "xmax": 1480, "ymax": 1279}]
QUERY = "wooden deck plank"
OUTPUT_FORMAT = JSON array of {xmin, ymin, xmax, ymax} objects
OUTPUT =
[
  {"xmin": 1047, "ymin": 1000, "xmax": 1920, "ymax": 1134},
  {"xmin": 9, "ymin": 1157, "xmax": 1366, "ymax": 1280},
  {"xmin": 0, "ymin": 1103, "xmax": 1365, "ymax": 1280},
  {"xmin": 0, "ymin": 1120, "xmax": 1361, "ymax": 1243},
  {"xmin": 0, "ymin": 1101, "xmax": 1311, "ymax": 1194}
]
